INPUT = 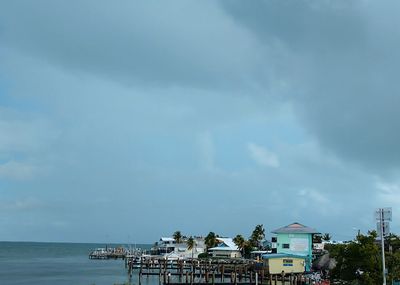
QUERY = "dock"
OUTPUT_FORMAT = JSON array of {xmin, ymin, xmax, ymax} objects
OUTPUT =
[
  {"xmin": 126, "ymin": 256, "xmax": 325, "ymax": 285},
  {"xmin": 89, "ymin": 247, "xmax": 145, "ymax": 260}
]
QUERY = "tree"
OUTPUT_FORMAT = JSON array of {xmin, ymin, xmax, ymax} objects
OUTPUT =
[
  {"xmin": 324, "ymin": 230, "xmax": 400, "ymax": 284},
  {"xmin": 328, "ymin": 231, "xmax": 381, "ymax": 284},
  {"xmin": 386, "ymin": 251, "xmax": 400, "ymax": 283},
  {"xmin": 233, "ymin": 234, "xmax": 253, "ymax": 258},
  {"xmin": 385, "ymin": 234, "xmax": 400, "ymax": 283},
  {"xmin": 249, "ymin": 224, "xmax": 265, "ymax": 249},
  {"xmin": 233, "ymin": 234, "xmax": 246, "ymax": 255},
  {"xmin": 205, "ymin": 232, "xmax": 218, "ymax": 250},
  {"xmin": 313, "ymin": 234, "xmax": 322, "ymax": 243},
  {"xmin": 386, "ymin": 233, "xmax": 400, "ymax": 252},
  {"xmin": 173, "ymin": 231, "xmax": 183, "ymax": 244},
  {"xmin": 186, "ymin": 236, "xmax": 196, "ymax": 259},
  {"xmin": 322, "ymin": 233, "xmax": 331, "ymax": 242}
]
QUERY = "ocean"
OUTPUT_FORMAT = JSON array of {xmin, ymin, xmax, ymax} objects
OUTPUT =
[{"xmin": 0, "ymin": 241, "xmax": 154, "ymax": 285}]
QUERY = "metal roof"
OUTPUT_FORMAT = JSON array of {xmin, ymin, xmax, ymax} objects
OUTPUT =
[
  {"xmin": 262, "ymin": 253, "xmax": 307, "ymax": 259},
  {"xmin": 271, "ymin": 222, "xmax": 319, "ymax": 234},
  {"xmin": 209, "ymin": 237, "xmax": 239, "ymax": 251},
  {"xmin": 250, "ymin": 250, "xmax": 269, "ymax": 254},
  {"xmin": 160, "ymin": 237, "xmax": 175, "ymax": 242},
  {"xmin": 208, "ymin": 247, "xmax": 240, "ymax": 251}
]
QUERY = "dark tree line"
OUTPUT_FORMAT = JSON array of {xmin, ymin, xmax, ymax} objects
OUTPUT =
[{"xmin": 324, "ymin": 231, "xmax": 400, "ymax": 284}]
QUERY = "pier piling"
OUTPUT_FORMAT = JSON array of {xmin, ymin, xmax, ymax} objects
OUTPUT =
[{"xmin": 125, "ymin": 256, "xmax": 319, "ymax": 285}]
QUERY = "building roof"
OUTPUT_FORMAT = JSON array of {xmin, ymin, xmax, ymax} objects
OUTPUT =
[
  {"xmin": 209, "ymin": 237, "xmax": 239, "ymax": 251},
  {"xmin": 160, "ymin": 237, "xmax": 175, "ymax": 242},
  {"xmin": 208, "ymin": 247, "xmax": 240, "ymax": 251},
  {"xmin": 262, "ymin": 253, "xmax": 307, "ymax": 260},
  {"xmin": 271, "ymin": 222, "xmax": 319, "ymax": 234},
  {"xmin": 251, "ymin": 250, "xmax": 269, "ymax": 254}
]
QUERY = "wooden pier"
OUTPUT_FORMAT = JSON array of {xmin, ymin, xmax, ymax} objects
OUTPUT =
[
  {"xmin": 89, "ymin": 247, "xmax": 144, "ymax": 260},
  {"xmin": 126, "ymin": 257, "xmax": 321, "ymax": 285}
]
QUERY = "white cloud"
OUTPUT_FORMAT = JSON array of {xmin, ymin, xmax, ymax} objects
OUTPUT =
[
  {"xmin": 296, "ymin": 188, "xmax": 340, "ymax": 217},
  {"xmin": 247, "ymin": 142, "xmax": 280, "ymax": 168},
  {"xmin": 298, "ymin": 188, "xmax": 329, "ymax": 205}
]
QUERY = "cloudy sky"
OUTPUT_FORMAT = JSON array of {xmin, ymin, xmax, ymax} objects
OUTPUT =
[{"xmin": 1, "ymin": 0, "xmax": 399, "ymax": 243}]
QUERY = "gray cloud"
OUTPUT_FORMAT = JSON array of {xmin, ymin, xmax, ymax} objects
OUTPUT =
[
  {"xmin": 0, "ymin": 0, "xmax": 269, "ymax": 90},
  {"xmin": 221, "ymin": 0, "xmax": 400, "ymax": 170},
  {"xmin": 0, "ymin": 0, "xmax": 399, "ymax": 242}
]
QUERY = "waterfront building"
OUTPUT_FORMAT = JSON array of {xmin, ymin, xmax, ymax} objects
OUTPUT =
[
  {"xmin": 208, "ymin": 237, "xmax": 241, "ymax": 258},
  {"xmin": 157, "ymin": 237, "xmax": 176, "ymax": 254},
  {"xmin": 265, "ymin": 222, "xmax": 320, "ymax": 272},
  {"xmin": 262, "ymin": 253, "xmax": 308, "ymax": 274},
  {"xmin": 152, "ymin": 236, "xmax": 206, "ymax": 259}
]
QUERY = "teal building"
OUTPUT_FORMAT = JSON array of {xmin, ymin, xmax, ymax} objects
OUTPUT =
[{"xmin": 271, "ymin": 222, "xmax": 319, "ymax": 271}]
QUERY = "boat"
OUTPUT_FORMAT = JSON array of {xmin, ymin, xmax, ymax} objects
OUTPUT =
[{"xmin": 89, "ymin": 248, "xmax": 108, "ymax": 259}]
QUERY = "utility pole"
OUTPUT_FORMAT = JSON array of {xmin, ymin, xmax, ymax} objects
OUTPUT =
[
  {"xmin": 380, "ymin": 209, "xmax": 386, "ymax": 285},
  {"xmin": 376, "ymin": 207, "xmax": 392, "ymax": 285}
]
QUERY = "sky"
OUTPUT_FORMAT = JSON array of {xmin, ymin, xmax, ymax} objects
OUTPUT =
[{"xmin": 0, "ymin": 0, "xmax": 400, "ymax": 243}]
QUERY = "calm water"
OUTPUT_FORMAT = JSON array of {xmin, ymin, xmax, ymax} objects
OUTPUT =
[{"xmin": 0, "ymin": 242, "xmax": 155, "ymax": 285}]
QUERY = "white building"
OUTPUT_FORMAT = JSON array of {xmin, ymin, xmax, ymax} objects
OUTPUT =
[
  {"xmin": 208, "ymin": 237, "xmax": 242, "ymax": 258},
  {"xmin": 152, "ymin": 237, "xmax": 206, "ymax": 259}
]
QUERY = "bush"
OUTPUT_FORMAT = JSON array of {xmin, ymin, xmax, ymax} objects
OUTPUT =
[{"xmin": 198, "ymin": 253, "xmax": 210, "ymax": 259}]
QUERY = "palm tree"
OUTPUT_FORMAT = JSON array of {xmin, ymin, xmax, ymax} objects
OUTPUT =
[
  {"xmin": 233, "ymin": 234, "xmax": 247, "ymax": 256},
  {"xmin": 205, "ymin": 232, "xmax": 218, "ymax": 250},
  {"xmin": 173, "ymin": 231, "xmax": 183, "ymax": 244},
  {"xmin": 250, "ymin": 224, "xmax": 265, "ymax": 249},
  {"xmin": 186, "ymin": 236, "xmax": 196, "ymax": 255},
  {"xmin": 186, "ymin": 236, "xmax": 196, "ymax": 259},
  {"xmin": 322, "ymin": 233, "xmax": 331, "ymax": 242},
  {"xmin": 186, "ymin": 236, "xmax": 196, "ymax": 272}
]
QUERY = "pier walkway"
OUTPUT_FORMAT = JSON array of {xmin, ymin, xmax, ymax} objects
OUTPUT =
[{"xmin": 126, "ymin": 257, "xmax": 328, "ymax": 285}]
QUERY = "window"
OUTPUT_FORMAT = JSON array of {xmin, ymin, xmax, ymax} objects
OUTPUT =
[
  {"xmin": 282, "ymin": 243, "xmax": 290, "ymax": 249},
  {"xmin": 283, "ymin": 259, "xmax": 293, "ymax": 267}
]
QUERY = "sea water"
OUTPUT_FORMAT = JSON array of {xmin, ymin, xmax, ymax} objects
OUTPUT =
[{"xmin": 0, "ymin": 241, "xmax": 154, "ymax": 285}]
